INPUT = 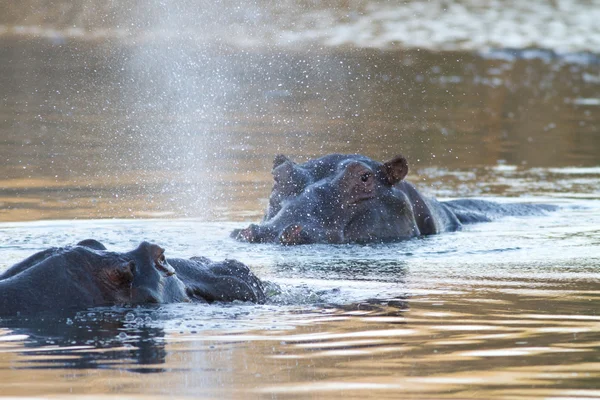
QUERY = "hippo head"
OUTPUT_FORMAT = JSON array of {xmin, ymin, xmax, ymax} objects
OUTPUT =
[
  {"xmin": 121, "ymin": 242, "xmax": 189, "ymax": 304},
  {"xmin": 62, "ymin": 245, "xmax": 138, "ymax": 307},
  {"xmin": 75, "ymin": 240, "xmax": 188, "ymax": 305},
  {"xmin": 232, "ymin": 154, "xmax": 420, "ymax": 244}
]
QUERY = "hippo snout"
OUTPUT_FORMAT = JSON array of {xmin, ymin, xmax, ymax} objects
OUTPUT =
[
  {"xmin": 279, "ymin": 224, "xmax": 313, "ymax": 245},
  {"xmin": 231, "ymin": 224, "xmax": 276, "ymax": 243},
  {"xmin": 231, "ymin": 224, "xmax": 260, "ymax": 242},
  {"xmin": 232, "ymin": 223, "xmax": 316, "ymax": 245}
]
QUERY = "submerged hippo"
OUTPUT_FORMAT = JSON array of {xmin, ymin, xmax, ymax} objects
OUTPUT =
[
  {"xmin": 231, "ymin": 153, "xmax": 555, "ymax": 245},
  {"xmin": 0, "ymin": 240, "xmax": 265, "ymax": 316}
]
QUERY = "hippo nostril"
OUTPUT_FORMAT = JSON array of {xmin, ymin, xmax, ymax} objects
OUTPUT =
[
  {"xmin": 279, "ymin": 224, "xmax": 311, "ymax": 245},
  {"xmin": 234, "ymin": 224, "xmax": 262, "ymax": 242}
]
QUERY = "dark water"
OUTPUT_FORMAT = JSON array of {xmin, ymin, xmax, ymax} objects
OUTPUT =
[{"xmin": 1, "ymin": 5, "xmax": 600, "ymax": 398}]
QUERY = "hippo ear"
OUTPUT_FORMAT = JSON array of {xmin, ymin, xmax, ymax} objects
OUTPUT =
[
  {"xmin": 378, "ymin": 155, "xmax": 409, "ymax": 185},
  {"xmin": 273, "ymin": 160, "xmax": 295, "ymax": 182},
  {"xmin": 273, "ymin": 154, "xmax": 293, "ymax": 170},
  {"xmin": 107, "ymin": 261, "xmax": 135, "ymax": 285},
  {"xmin": 272, "ymin": 159, "xmax": 309, "ymax": 196}
]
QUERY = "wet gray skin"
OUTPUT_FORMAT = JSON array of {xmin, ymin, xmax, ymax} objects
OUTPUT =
[
  {"xmin": 0, "ymin": 242, "xmax": 158, "ymax": 316},
  {"xmin": 231, "ymin": 153, "xmax": 556, "ymax": 245},
  {"xmin": 0, "ymin": 240, "xmax": 265, "ymax": 316},
  {"xmin": 168, "ymin": 257, "xmax": 266, "ymax": 304}
]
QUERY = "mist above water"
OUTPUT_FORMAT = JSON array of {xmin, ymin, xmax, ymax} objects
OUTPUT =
[{"xmin": 1, "ymin": 0, "xmax": 599, "ymax": 222}]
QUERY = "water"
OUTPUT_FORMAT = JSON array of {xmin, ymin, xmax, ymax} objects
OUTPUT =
[
  {"xmin": 2, "ymin": 0, "xmax": 600, "ymax": 52},
  {"xmin": 0, "ymin": 204, "xmax": 599, "ymax": 398},
  {"xmin": 1, "ymin": 1, "xmax": 600, "ymax": 398}
]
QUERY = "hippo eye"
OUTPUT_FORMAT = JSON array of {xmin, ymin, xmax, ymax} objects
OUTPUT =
[{"xmin": 360, "ymin": 172, "xmax": 372, "ymax": 182}]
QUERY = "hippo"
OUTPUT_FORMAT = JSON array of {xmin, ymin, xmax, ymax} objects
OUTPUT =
[
  {"xmin": 0, "ymin": 240, "xmax": 265, "ymax": 316},
  {"xmin": 231, "ymin": 153, "xmax": 556, "ymax": 245},
  {"xmin": 168, "ymin": 256, "xmax": 266, "ymax": 303}
]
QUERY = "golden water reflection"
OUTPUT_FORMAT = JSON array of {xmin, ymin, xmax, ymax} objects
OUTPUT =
[
  {"xmin": 1, "ymin": 41, "xmax": 599, "ymax": 221},
  {"xmin": 0, "ymin": 287, "xmax": 598, "ymax": 399}
]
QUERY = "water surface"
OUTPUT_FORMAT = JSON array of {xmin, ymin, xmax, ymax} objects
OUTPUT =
[{"xmin": 0, "ymin": 196, "xmax": 599, "ymax": 399}]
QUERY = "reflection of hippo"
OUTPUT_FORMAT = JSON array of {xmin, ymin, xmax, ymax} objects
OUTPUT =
[
  {"xmin": 0, "ymin": 309, "xmax": 170, "ymax": 372},
  {"xmin": 232, "ymin": 153, "xmax": 556, "ymax": 245},
  {"xmin": 0, "ymin": 240, "xmax": 265, "ymax": 316}
]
